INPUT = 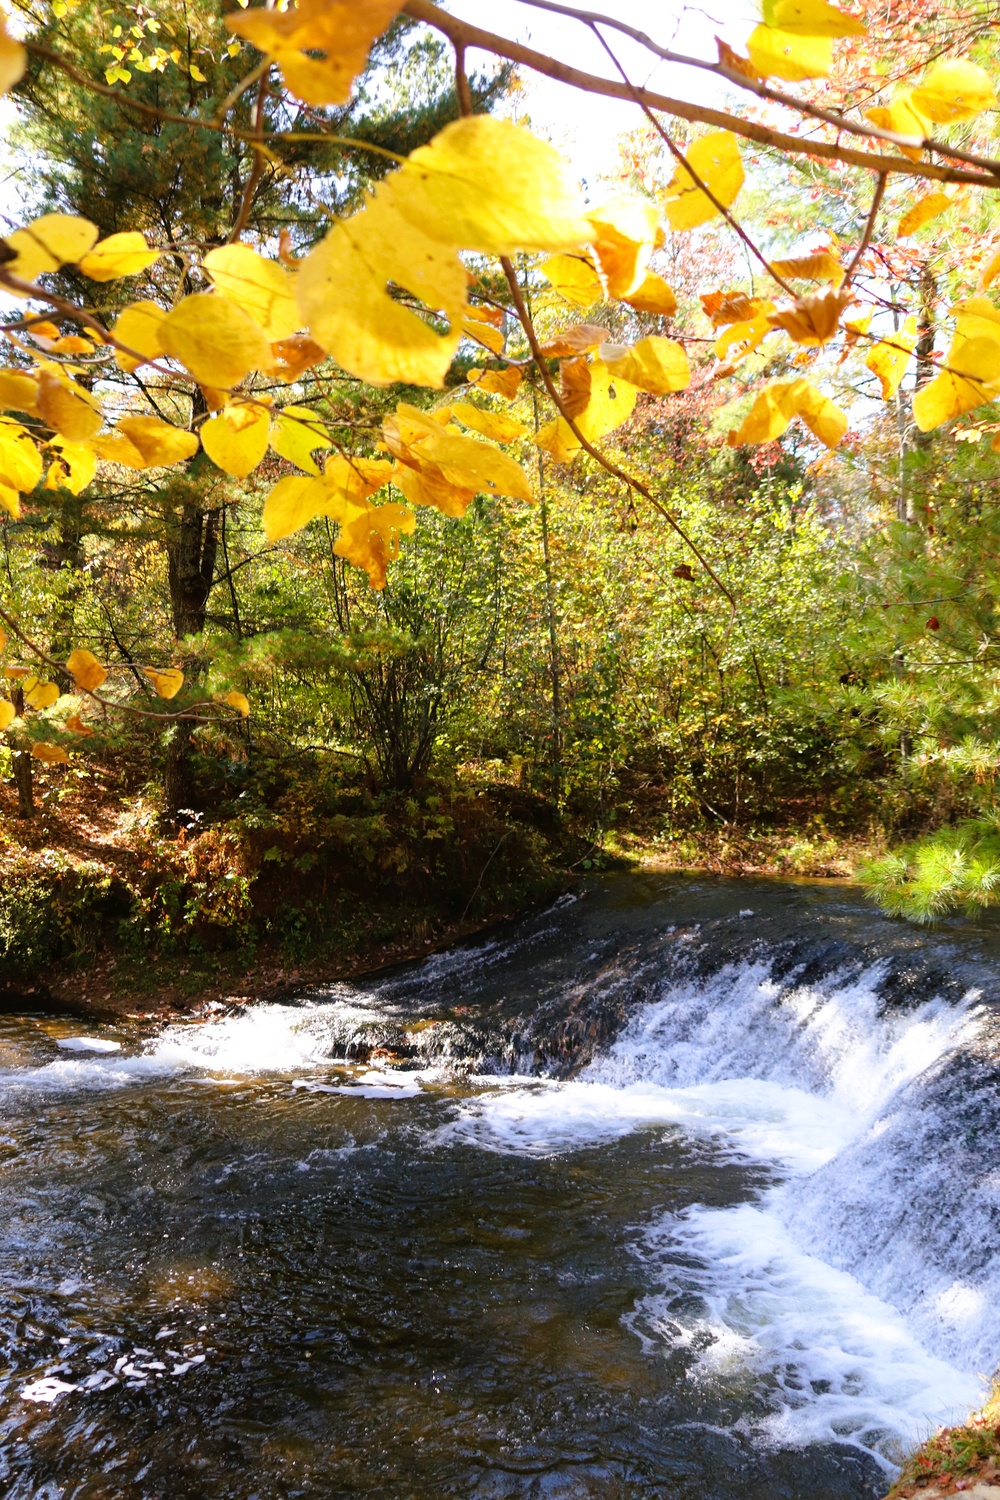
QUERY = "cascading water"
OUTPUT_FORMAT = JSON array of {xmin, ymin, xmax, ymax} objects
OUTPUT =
[{"xmin": 1, "ymin": 874, "xmax": 997, "ymax": 1498}]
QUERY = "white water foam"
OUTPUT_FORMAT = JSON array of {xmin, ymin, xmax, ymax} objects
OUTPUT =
[
  {"xmin": 635, "ymin": 1202, "xmax": 982, "ymax": 1470},
  {"xmin": 442, "ymin": 959, "xmax": 987, "ymax": 1468},
  {"xmin": 0, "ymin": 997, "xmax": 427, "ymax": 1097}
]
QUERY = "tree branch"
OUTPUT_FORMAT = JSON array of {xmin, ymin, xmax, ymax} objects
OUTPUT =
[{"xmin": 400, "ymin": 0, "xmax": 1000, "ymax": 189}]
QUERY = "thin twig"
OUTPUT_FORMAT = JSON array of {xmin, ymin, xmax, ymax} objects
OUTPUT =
[
  {"xmin": 844, "ymin": 173, "xmax": 887, "ymax": 289},
  {"xmin": 588, "ymin": 23, "xmax": 794, "ymax": 299},
  {"xmin": 499, "ymin": 256, "xmax": 738, "ymax": 620}
]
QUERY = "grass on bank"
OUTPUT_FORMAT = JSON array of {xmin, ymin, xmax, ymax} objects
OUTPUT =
[{"xmin": 886, "ymin": 1383, "xmax": 1000, "ymax": 1496}]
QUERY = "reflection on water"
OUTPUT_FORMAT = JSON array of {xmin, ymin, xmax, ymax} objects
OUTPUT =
[{"xmin": 0, "ymin": 874, "xmax": 994, "ymax": 1498}]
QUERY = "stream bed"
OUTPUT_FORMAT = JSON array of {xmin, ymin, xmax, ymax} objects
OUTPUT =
[{"xmin": 1, "ymin": 873, "xmax": 998, "ymax": 1498}]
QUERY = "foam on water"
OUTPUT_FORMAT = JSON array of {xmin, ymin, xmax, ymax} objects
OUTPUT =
[
  {"xmin": 444, "ymin": 1075, "xmax": 858, "ymax": 1170},
  {"xmin": 634, "ymin": 1202, "xmax": 983, "ymax": 1472},
  {"xmin": 442, "ymin": 958, "xmax": 988, "ymax": 1467},
  {"xmin": 0, "ymin": 996, "xmax": 401, "ymax": 1096}
]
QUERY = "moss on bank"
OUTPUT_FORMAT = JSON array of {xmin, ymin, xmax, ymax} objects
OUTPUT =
[{"xmin": 884, "ymin": 1384, "xmax": 1000, "ymax": 1497}]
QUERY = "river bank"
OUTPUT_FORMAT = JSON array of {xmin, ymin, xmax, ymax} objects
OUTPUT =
[{"xmin": 1, "ymin": 756, "xmax": 888, "ymax": 1020}]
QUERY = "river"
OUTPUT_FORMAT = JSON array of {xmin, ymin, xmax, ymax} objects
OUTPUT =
[{"xmin": 1, "ymin": 873, "xmax": 996, "ymax": 1498}]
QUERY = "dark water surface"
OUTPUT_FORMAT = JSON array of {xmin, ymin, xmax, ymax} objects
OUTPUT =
[{"xmin": 2, "ymin": 874, "xmax": 996, "ymax": 1498}]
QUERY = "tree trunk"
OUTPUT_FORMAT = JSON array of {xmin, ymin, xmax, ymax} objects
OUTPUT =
[
  {"xmin": 163, "ymin": 490, "xmax": 220, "ymax": 824},
  {"xmin": 912, "ymin": 259, "xmax": 937, "ymax": 456},
  {"xmin": 10, "ymin": 687, "xmax": 33, "ymax": 818}
]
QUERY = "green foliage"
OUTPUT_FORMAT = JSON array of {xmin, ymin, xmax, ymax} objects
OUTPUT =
[{"xmin": 861, "ymin": 819, "xmax": 1000, "ymax": 920}]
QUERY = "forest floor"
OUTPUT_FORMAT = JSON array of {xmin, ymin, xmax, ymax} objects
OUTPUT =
[{"xmin": 0, "ymin": 758, "xmax": 884, "ymax": 1022}]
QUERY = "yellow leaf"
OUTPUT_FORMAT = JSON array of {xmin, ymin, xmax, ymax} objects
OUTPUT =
[
  {"xmin": 270, "ymin": 405, "xmax": 332, "ymax": 475},
  {"xmin": 841, "ymin": 312, "xmax": 872, "ymax": 357},
  {"xmin": 50, "ymin": 438, "xmax": 97, "ymax": 495},
  {"xmin": 203, "ymin": 244, "xmax": 301, "ymax": 341},
  {"xmin": 469, "ymin": 367, "xmax": 523, "ymax": 400},
  {"xmin": 297, "ymin": 186, "xmax": 467, "ymax": 389},
  {"xmin": 770, "ymin": 0, "xmax": 866, "ymax": 36},
  {"xmin": 144, "ymin": 667, "xmax": 184, "ymax": 700},
  {"xmin": 535, "ymin": 418, "xmax": 583, "ymax": 465},
  {"xmin": 702, "ymin": 290, "xmax": 774, "ymax": 326},
  {"xmin": 535, "ymin": 359, "xmax": 638, "ymax": 463},
  {"xmin": 78, "ymin": 231, "xmax": 160, "ymax": 281},
  {"xmin": 539, "ymin": 324, "xmax": 611, "ymax": 358},
  {"xmin": 159, "ymin": 294, "xmax": 271, "ymax": 388},
  {"xmin": 864, "ymin": 89, "xmax": 931, "ymax": 160},
  {"xmin": 0, "ymin": 699, "xmax": 14, "ymax": 731},
  {"xmin": 66, "ymin": 648, "xmax": 107, "ymax": 693},
  {"xmin": 269, "ymin": 334, "xmax": 326, "ymax": 383},
  {"xmin": 911, "ymin": 58, "xmax": 997, "ymax": 125},
  {"xmin": 26, "ymin": 679, "xmax": 60, "ymax": 709},
  {"xmin": 65, "ymin": 713, "xmax": 94, "ymax": 737},
  {"xmin": 586, "ymin": 194, "xmax": 661, "ymax": 300},
  {"xmin": 462, "ymin": 318, "xmax": 505, "ymax": 356},
  {"xmin": 623, "ymin": 273, "xmax": 677, "ymax": 318},
  {"xmin": 727, "ymin": 378, "xmax": 846, "ymax": 448},
  {"xmin": 331, "ymin": 500, "xmax": 416, "ymax": 590},
  {"xmin": 796, "ymin": 383, "xmax": 848, "ymax": 448},
  {"xmin": 323, "ymin": 454, "xmax": 395, "ymax": 506},
  {"xmin": 263, "ymin": 474, "xmax": 325, "ymax": 541},
  {"xmin": 387, "ymin": 117, "xmax": 591, "ymax": 256},
  {"xmin": 541, "ymin": 254, "xmax": 603, "ymax": 309},
  {"xmin": 201, "ymin": 403, "xmax": 271, "ymax": 478},
  {"xmin": 0, "ymin": 13, "xmax": 26, "ymax": 99},
  {"xmin": 112, "ymin": 301, "xmax": 167, "ymax": 374},
  {"xmin": 565, "ymin": 357, "xmax": 639, "ymax": 440},
  {"xmin": 599, "ymin": 337, "xmax": 691, "ymax": 396},
  {"xmin": 449, "ymin": 402, "xmax": 529, "ymax": 444},
  {"xmin": 746, "ymin": 24, "xmax": 832, "ymax": 81},
  {"xmin": 49, "ymin": 335, "xmax": 93, "ymax": 355},
  {"xmin": 769, "ymin": 250, "xmax": 843, "ymax": 284},
  {"xmin": 219, "ymin": 691, "xmax": 250, "ymax": 718},
  {"xmin": 897, "ymin": 192, "xmax": 951, "ymax": 238},
  {"xmin": 0, "ymin": 370, "xmax": 39, "ymax": 412},
  {"xmin": 865, "ymin": 316, "xmax": 917, "ymax": 400},
  {"xmin": 384, "ymin": 403, "xmax": 534, "ymax": 504},
  {"xmin": 464, "ymin": 305, "xmax": 505, "ymax": 330},
  {"xmin": 93, "ymin": 415, "xmax": 198, "ymax": 469},
  {"xmin": 31, "ymin": 741, "xmax": 70, "ymax": 765},
  {"xmin": 978, "ymin": 248, "xmax": 1000, "ymax": 292},
  {"xmin": 189, "ymin": 63, "xmax": 206, "ymax": 83},
  {"xmin": 911, "ymin": 321, "xmax": 1000, "ymax": 431},
  {"xmin": 4, "ymin": 214, "xmax": 98, "ymax": 282},
  {"xmin": 0, "ymin": 624, "xmax": 5, "ymax": 651},
  {"xmin": 0, "ymin": 480, "xmax": 19, "ymax": 518},
  {"xmin": 715, "ymin": 314, "xmax": 773, "ymax": 364},
  {"xmin": 767, "ymin": 287, "xmax": 851, "ymax": 346},
  {"xmin": 0, "ymin": 421, "xmax": 43, "ymax": 492},
  {"xmin": 228, "ymin": 0, "xmax": 401, "ymax": 107},
  {"xmin": 262, "ymin": 459, "xmax": 393, "ymax": 541},
  {"xmin": 664, "ymin": 132, "xmax": 744, "ymax": 231},
  {"xmin": 117, "ymin": 415, "xmax": 198, "ymax": 467},
  {"xmin": 36, "ymin": 372, "xmax": 103, "ymax": 442},
  {"xmin": 391, "ymin": 462, "xmax": 477, "ymax": 518},
  {"xmin": 299, "ymin": 118, "xmax": 588, "ymax": 388}
]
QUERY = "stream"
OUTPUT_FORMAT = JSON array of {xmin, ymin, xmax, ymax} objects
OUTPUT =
[{"xmin": 1, "ymin": 872, "xmax": 998, "ymax": 1498}]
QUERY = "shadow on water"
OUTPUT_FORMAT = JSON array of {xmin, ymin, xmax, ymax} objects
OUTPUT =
[{"xmin": 2, "ymin": 872, "xmax": 998, "ymax": 1498}]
